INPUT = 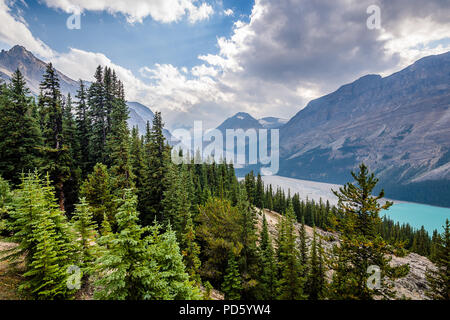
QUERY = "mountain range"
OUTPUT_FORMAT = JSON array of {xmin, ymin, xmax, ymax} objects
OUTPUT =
[
  {"xmin": 217, "ymin": 52, "xmax": 450, "ymax": 207},
  {"xmin": 1, "ymin": 45, "xmax": 449, "ymax": 207}
]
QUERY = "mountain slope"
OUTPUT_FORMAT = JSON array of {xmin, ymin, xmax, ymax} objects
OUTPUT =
[
  {"xmin": 279, "ymin": 52, "xmax": 450, "ymax": 206},
  {"xmin": 0, "ymin": 45, "xmax": 79, "ymax": 96}
]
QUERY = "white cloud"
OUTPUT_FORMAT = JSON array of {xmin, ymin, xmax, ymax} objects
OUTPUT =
[
  {"xmin": 224, "ymin": 9, "xmax": 233, "ymax": 16},
  {"xmin": 41, "ymin": 0, "xmax": 214, "ymax": 24},
  {"xmin": 2, "ymin": 0, "xmax": 450, "ymax": 132}
]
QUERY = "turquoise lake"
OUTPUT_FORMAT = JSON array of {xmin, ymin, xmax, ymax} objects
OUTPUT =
[{"xmin": 384, "ymin": 203, "xmax": 450, "ymax": 234}]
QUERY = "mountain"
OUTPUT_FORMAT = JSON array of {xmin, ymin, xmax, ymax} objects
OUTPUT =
[
  {"xmin": 0, "ymin": 45, "xmax": 173, "ymax": 141},
  {"xmin": 217, "ymin": 112, "xmax": 287, "ymax": 132},
  {"xmin": 0, "ymin": 45, "xmax": 79, "ymax": 96},
  {"xmin": 279, "ymin": 51, "xmax": 450, "ymax": 207},
  {"xmin": 259, "ymin": 117, "xmax": 288, "ymax": 129}
]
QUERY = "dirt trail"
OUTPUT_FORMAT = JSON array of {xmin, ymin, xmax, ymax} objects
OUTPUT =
[{"xmin": 0, "ymin": 240, "xmax": 22, "ymax": 300}]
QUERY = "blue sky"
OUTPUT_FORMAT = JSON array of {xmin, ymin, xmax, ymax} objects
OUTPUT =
[
  {"xmin": 1, "ymin": 0, "xmax": 449, "ymax": 130},
  {"xmin": 6, "ymin": 0, "xmax": 253, "ymax": 75}
]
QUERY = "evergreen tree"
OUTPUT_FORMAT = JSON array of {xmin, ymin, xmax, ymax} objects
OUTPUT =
[
  {"xmin": 141, "ymin": 113, "xmax": 169, "ymax": 224},
  {"xmin": 88, "ymin": 66, "xmax": 106, "ymax": 165},
  {"xmin": 71, "ymin": 198, "xmax": 98, "ymax": 273},
  {"xmin": 0, "ymin": 69, "xmax": 42, "ymax": 185},
  {"xmin": 306, "ymin": 228, "xmax": 326, "ymax": 300},
  {"xmin": 236, "ymin": 186, "xmax": 260, "ymax": 299},
  {"xmin": 74, "ymin": 79, "xmax": 91, "ymax": 175},
  {"xmin": 425, "ymin": 219, "xmax": 449, "ymax": 300},
  {"xmin": 106, "ymin": 81, "xmax": 134, "ymax": 192},
  {"xmin": 259, "ymin": 214, "xmax": 278, "ymax": 300},
  {"xmin": 147, "ymin": 223, "xmax": 202, "ymax": 300},
  {"xmin": 329, "ymin": 164, "xmax": 408, "ymax": 300},
  {"xmin": 222, "ymin": 252, "xmax": 242, "ymax": 300},
  {"xmin": 79, "ymin": 163, "xmax": 116, "ymax": 228},
  {"xmin": 276, "ymin": 202, "xmax": 305, "ymax": 300},
  {"xmin": 39, "ymin": 63, "xmax": 71, "ymax": 210},
  {"xmin": 93, "ymin": 190, "xmax": 160, "ymax": 300}
]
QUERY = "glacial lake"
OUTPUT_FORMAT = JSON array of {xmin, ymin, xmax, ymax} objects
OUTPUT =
[{"xmin": 383, "ymin": 203, "xmax": 450, "ymax": 234}]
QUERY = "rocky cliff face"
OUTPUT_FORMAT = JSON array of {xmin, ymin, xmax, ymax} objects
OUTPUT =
[
  {"xmin": 257, "ymin": 208, "xmax": 435, "ymax": 300},
  {"xmin": 279, "ymin": 52, "xmax": 450, "ymax": 206}
]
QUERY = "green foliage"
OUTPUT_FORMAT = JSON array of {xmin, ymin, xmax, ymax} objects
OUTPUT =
[
  {"xmin": 426, "ymin": 219, "xmax": 449, "ymax": 300},
  {"xmin": 222, "ymin": 252, "xmax": 242, "ymax": 300},
  {"xmin": 197, "ymin": 197, "xmax": 242, "ymax": 286},
  {"xmin": 93, "ymin": 190, "xmax": 160, "ymax": 300},
  {"xmin": 71, "ymin": 198, "xmax": 98, "ymax": 273},
  {"xmin": 0, "ymin": 69, "xmax": 42, "ymax": 185},
  {"xmin": 2, "ymin": 172, "xmax": 76, "ymax": 299},
  {"xmin": 79, "ymin": 163, "xmax": 116, "ymax": 229},
  {"xmin": 276, "ymin": 202, "xmax": 306, "ymax": 300},
  {"xmin": 329, "ymin": 163, "xmax": 408, "ymax": 300},
  {"xmin": 0, "ymin": 176, "xmax": 12, "ymax": 235}
]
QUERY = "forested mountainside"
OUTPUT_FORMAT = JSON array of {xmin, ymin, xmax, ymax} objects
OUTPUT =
[
  {"xmin": 279, "ymin": 52, "xmax": 450, "ymax": 207},
  {"xmin": 0, "ymin": 51, "xmax": 448, "ymax": 301}
]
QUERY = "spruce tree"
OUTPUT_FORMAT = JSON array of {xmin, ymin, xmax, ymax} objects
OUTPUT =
[
  {"xmin": 94, "ymin": 190, "xmax": 160, "ymax": 300},
  {"xmin": 259, "ymin": 214, "xmax": 278, "ymax": 300},
  {"xmin": 79, "ymin": 163, "xmax": 116, "ymax": 228},
  {"xmin": 306, "ymin": 228, "xmax": 326, "ymax": 300},
  {"xmin": 147, "ymin": 223, "xmax": 202, "ymax": 300},
  {"xmin": 74, "ymin": 79, "xmax": 91, "ymax": 175},
  {"xmin": 0, "ymin": 69, "xmax": 42, "ymax": 185},
  {"xmin": 222, "ymin": 252, "xmax": 242, "ymax": 300},
  {"xmin": 71, "ymin": 198, "xmax": 98, "ymax": 273},
  {"xmin": 425, "ymin": 219, "xmax": 449, "ymax": 300},
  {"xmin": 276, "ymin": 201, "xmax": 305, "ymax": 300},
  {"xmin": 39, "ymin": 63, "xmax": 71, "ymax": 210},
  {"xmin": 329, "ymin": 163, "xmax": 408, "ymax": 300}
]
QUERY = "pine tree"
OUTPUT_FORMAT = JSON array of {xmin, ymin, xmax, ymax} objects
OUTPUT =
[
  {"xmin": 79, "ymin": 163, "xmax": 116, "ymax": 228},
  {"xmin": 276, "ymin": 201, "xmax": 306, "ymax": 300},
  {"xmin": 425, "ymin": 219, "xmax": 449, "ymax": 300},
  {"xmin": 88, "ymin": 66, "xmax": 106, "ymax": 165},
  {"xmin": 0, "ymin": 69, "xmax": 42, "ymax": 185},
  {"xmin": 306, "ymin": 228, "xmax": 326, "ymax": 300},
  {"xmin": 0, "ymin": 176, "xmax": 12, "ymax": 235},
  {"xmin": 236, "ymin": 186, "xmax": 260, "ymax": 299},
  {"xmin": 106, "ymin": 80, "xmax": 134, "ymax": 192},
  {"xmin": 74, "ymin": 79, "xmax": 91, "ymax": 175},
  {"xmin": 93, "ymin": 190, "xmax": 160, "ymax": 300},
  {"xmin": 62, "ymin": 93, "xmax": 82, "ymax": 214},
  {"xmin": 298, "ymin": 216, "xmax": 308, "ymax": 277},
  {"xmin": 71, "ymin": 198, "xmax": 98, "ymax": 273},
  {"xmin": 2, "ymin": 172, "xmax": 75, "ymax": 299},
  {"xmin": 222, "ymin": 252, "xmax": 242, "ymax": 300},
  {"xmin": 39, "ymin": 63, "xmax": 71, "ymax": 210},
  {"xmin": 147, "ymin": 223, "xmax": 202, "ymax": 300},
  {"xmin": 259, "ymin": 214, "xmax": 278, "ymax": 300},
  {"xmin": 329, "ymin": 163, "xmax": 408, "ymax": 300}
]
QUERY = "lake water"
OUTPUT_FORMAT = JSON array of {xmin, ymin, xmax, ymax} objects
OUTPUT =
[{"xmin": 384, "ymin": 203, "xmax": 450, "ymax": 234}]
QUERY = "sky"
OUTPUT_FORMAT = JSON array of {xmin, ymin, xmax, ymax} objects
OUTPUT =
[{"xmin": 1, "ymin": 0, "xmax": 449, "ymax": 130}]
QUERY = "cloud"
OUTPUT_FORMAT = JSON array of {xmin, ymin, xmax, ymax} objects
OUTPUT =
[
  {"xmin": 2, "ymin": 0, "xmax": 450, "ymax": 132},
  {"xmin": 224, "ymin": 9, "xmax": 233, "ymax": 16},
  {"xmin": 0, "ymin": 0, "xmax": 53, "ymax": 59},
  {"xmin": 40, "ymin": 0, "xmax": 214, "ymax": 24}
]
